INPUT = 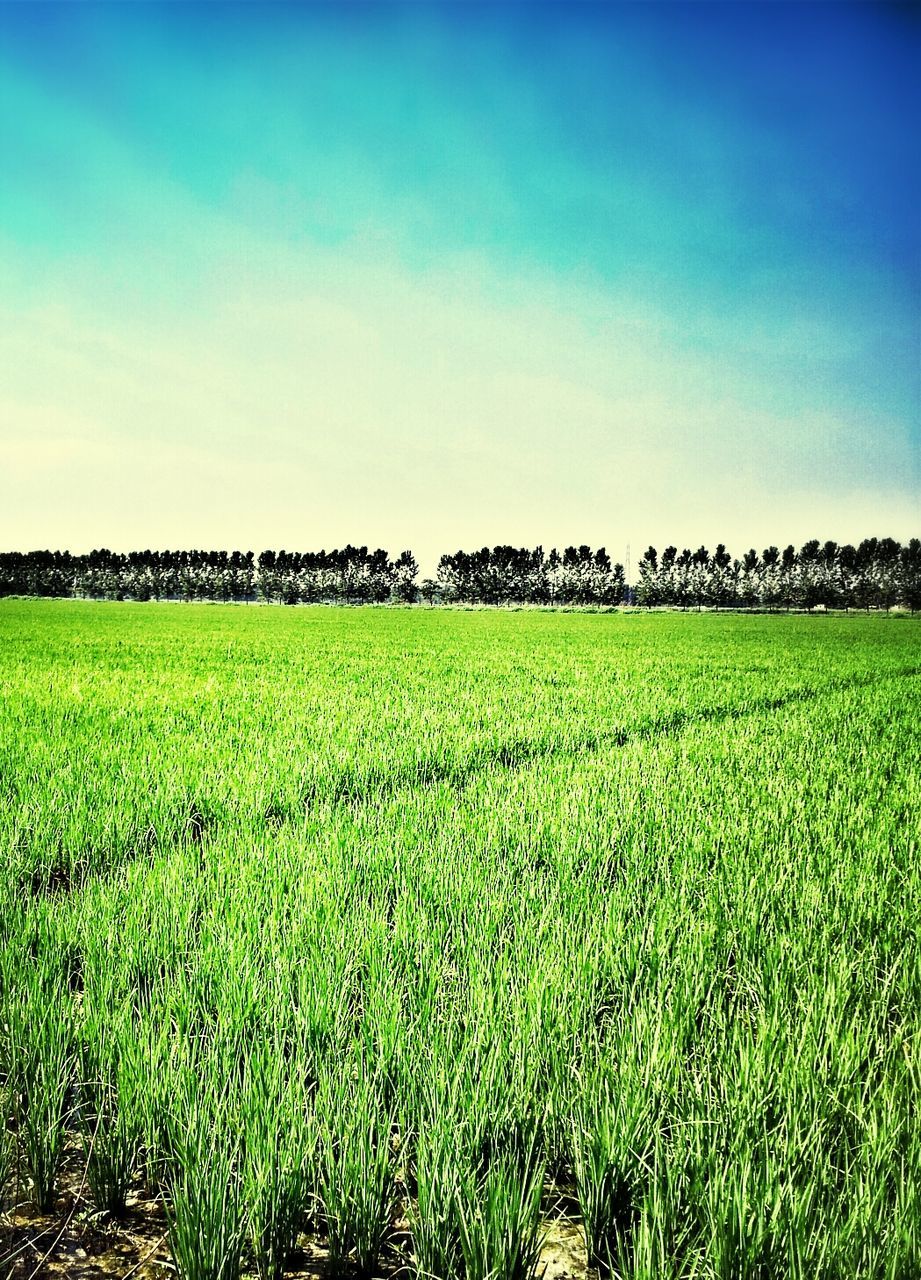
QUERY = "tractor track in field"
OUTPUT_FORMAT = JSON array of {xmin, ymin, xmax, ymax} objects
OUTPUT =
[
  {"xmin": 18, "ymin": 663, "xmax": 921, "ymax": 898},
  {"xmin": 310, "ymin": 663, "xmax": 921, "ymax": 810}
]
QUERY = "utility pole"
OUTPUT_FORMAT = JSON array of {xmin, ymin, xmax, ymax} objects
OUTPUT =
[{"xmin": 625, "ymin": 542, "xmax": 631, "ymax": 605}]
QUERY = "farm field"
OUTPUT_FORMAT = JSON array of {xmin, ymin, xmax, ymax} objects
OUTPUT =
[{"xmin": 1, "ymin": 601, "xmax": 919, "ymax": 1280}]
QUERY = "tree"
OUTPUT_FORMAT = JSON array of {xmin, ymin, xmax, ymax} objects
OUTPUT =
[
  {"xmin": 876, "ymin": 538, "xmax": 902, "ymax": 610},
  {"xmin": 709, "ymin": 544, "xmax": 733, "ymax": 609},
  {"xmin": 739, "ymin": 549, "xmax": 760, "ymax": 609},
  {"xmin": 689, "ymin": 547, "xmax": 710, "ymax": 610},
  {"xmin": 853, "ymin": 539, "xmax": 880, "ymax": 611},
  {"xmin": 393, "ymin": 551, "xmax": 419, "ymax": 603},
  {"xmin": 796, "ymin": 540, "xmax": 822, "ymax": 610},
  {"xmin": 899, "ymin": 539, "xmax": 921, "ymax": 612},
  {"xmin": 636, "ymin": 547, "xmax": 659, "ymax": 607},
  {"xmin": 779, "ymin": 546, "xmax": 797, "ymax": 611}
]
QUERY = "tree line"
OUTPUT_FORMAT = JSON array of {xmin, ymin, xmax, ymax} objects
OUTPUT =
[
  {"xmin": 637, "ymin": 538, "xmax": 921, "ymax": 611},
  {"xmin": 0, "ymin": 547, "xmax": 418, "ymax": 605},
  {"xmin": 434, "ymin": 545, "xmax": 625, "ymax": 605},
  {"xmin": 0, "ymin": 537, "xmax": 919, "ymax": 609}
]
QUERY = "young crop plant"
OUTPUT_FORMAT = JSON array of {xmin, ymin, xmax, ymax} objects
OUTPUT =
[
  {"xmin": 317, "ymin": 1070, "xmax": 397, "ymax": 1277},
  {"xmin": 241, "ymin": 1044, "xmax": 318, "ymax": 1280},
  {"xmin": 5, "ymin": 968, "xmax": 73, "ymax": 1213},
  {"xmin": 0, "ymin": 1087, "xmax": 12, "ymax": 1217},
  {"xmin": 75, "ymin": 1042, "xmax": 140, "ymax": 1218},
  {"xmin": 411, "ymin": 1118, "xmax": 465, "ymax": 1280},
  {"xmin": 571, "ymin": 1069, "xmax": 656, "ymax": 1276},
  {"xmin": 165, "ymin": 1081, "xmax": 247, "ymax": 1280},
  {"xmin": 453, "ymin": 1147, "xmax": 546, "ymax": 1280}
]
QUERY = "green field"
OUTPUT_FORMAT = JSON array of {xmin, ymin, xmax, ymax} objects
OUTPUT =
[{"xmin": 2, "ymin": 601, "xmax": 919, "ymax": 1280}]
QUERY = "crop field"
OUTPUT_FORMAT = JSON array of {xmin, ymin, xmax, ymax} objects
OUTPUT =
[{"xmin": 1, "ymin": 600, "xmax": 919, "ymax": 1280}]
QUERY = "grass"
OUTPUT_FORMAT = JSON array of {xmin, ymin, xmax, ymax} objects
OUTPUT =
[{"xmin": 0, "ymin": 600, "xmax": 919, "ymax": 1278}]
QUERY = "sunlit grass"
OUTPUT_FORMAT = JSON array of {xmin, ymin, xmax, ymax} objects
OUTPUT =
[{"xmin": 0, "ymin": 601, "xmax": 918, "ymax": 1278}]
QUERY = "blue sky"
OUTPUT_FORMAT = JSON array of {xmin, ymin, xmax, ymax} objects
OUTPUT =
[{"xmin": 0, "ymin": 1, "xmax": 918, "ymax": 565}]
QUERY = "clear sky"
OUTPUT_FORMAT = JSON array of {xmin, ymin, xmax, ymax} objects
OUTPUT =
[{"xmin": 1, "ymin": 0, "xmax": 918, "ymax": 570}]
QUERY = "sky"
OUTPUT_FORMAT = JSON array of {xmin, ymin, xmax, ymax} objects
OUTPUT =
[{"xmin": 0, "ymin": 0, "xmax": 918, "ymax": 571}]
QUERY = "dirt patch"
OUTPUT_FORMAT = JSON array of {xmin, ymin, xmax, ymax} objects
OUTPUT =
[
  {"xmin": 540, "ymin": 1215, "xmax": 587, "ymax": 1280},
  {"xmin": 3, "ymin": 1136, "xmax": 589, "ymax": 1280},
  {"xmin": 4, "ymin": 1173, "xmax": 590, "ymax": 1280}
]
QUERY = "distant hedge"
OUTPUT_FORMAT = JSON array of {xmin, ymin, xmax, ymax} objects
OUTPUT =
[{"xmin": 1, "ymin": 537, "xmax": 918, "ymax": 609}]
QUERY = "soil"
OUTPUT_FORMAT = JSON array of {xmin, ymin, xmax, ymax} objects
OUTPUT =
[{"xmin": 3, "ymin": 1155, "xmax": 589, "ymax": 1280}]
